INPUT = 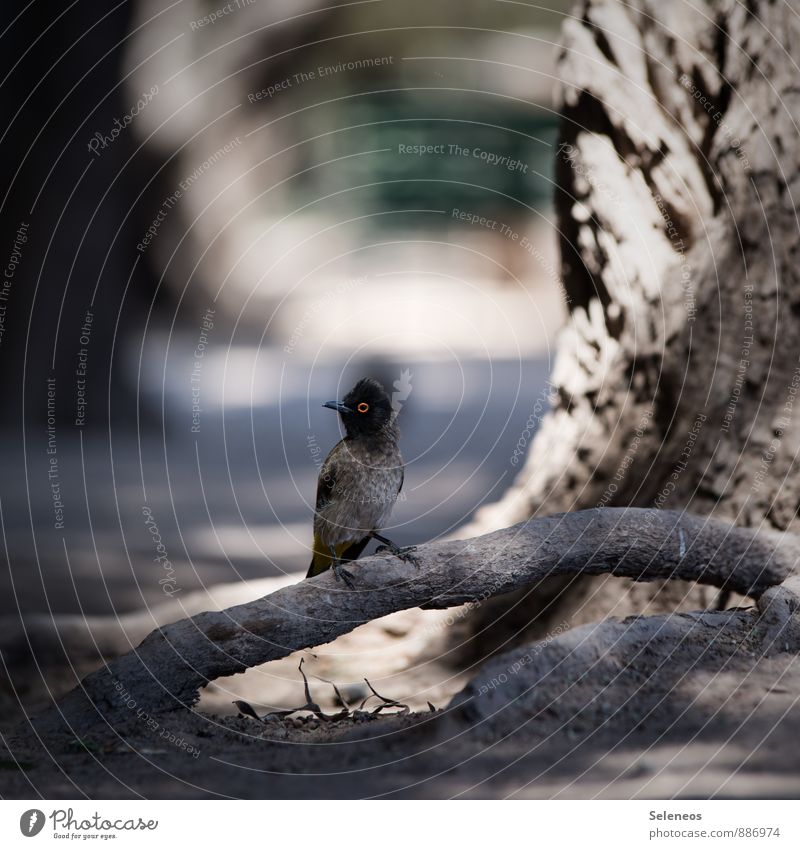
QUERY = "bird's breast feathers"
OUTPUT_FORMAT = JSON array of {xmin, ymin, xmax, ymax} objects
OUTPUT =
[{"xmin": 314, "ymin": 437, "xmax": 403, "ymax": 545}]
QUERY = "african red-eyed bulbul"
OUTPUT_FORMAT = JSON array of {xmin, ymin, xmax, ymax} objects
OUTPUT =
[{"xmin": 306, "ymin": 378, "xmax": 418, "ymax": 587}]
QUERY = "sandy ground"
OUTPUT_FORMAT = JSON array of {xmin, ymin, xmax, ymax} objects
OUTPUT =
[{"xmin": 2, "ymin": 605, "xmax": 799, "ymax": 799}]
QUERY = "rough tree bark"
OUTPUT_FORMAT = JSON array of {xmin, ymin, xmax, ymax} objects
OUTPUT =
[
  {"xmin": 28, "ymin": 508, "xmax": 800, "ymax": 734},
  {"xmin": 461, "ymin": 0, "xmax": 800, "ymax": 634}
]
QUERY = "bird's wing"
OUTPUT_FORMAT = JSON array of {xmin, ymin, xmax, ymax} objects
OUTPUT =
[
  {"xmin": 315, "ymin": 439, "xmax": 344, "ymax": 511},
  {"xmin": 307, "ymin": 441, "xmax": 348, "ymax": 578}
]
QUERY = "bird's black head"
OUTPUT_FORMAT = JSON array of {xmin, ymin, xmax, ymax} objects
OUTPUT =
[{"xmin": 323, "ymin": 378, "xmax": 395, "ymax": 438}]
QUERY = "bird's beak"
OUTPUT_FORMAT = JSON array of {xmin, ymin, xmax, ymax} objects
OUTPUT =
[{"xmin": 323, "ymin": 400, "xmax": 353, "ymax": 414}]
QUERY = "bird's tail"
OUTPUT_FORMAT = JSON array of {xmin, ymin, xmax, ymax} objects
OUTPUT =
[{"xmin": 306, "ymin": 535, "xmax": 370, "ymax": 578}]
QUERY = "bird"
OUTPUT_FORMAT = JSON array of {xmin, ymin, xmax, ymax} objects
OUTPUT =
[{"xmin": 306, "ymin": 377, "xmax": 418, "ymax": 587}]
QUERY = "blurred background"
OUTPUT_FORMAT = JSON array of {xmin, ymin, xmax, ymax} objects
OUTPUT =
[{"xmin": 0, "ymin": 0, "xmax": 569, "ymax": 619}]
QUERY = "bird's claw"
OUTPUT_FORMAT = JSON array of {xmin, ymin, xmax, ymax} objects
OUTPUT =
[
  {"xmin": 332, "ymin": 562, "xmax": 355, "ymax": 589},
  {"xmin": 376, "ymin": 544, "xmax": 421, "ymax": 569},
  {"xmin": 400, "ymin": 546, "xmax": 422, "ymax": 569}
]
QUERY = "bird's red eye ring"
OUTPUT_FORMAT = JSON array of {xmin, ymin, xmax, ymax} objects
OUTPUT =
[{"xmin": 357, "ymin": 402, "xmax": 369, "ymax": 413}]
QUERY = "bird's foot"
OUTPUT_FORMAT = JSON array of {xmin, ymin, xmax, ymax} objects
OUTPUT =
[
  {"xmin": 332, "ymin": 561, "xmax": 355, "ymax": 589},
  {"xmin": 376, "ymin": 543, "xmax": 421, "ymax": 569}
]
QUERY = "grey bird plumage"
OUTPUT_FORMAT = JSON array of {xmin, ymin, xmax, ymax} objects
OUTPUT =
[{"xmin": 306, "ymin": 378, "xmax": 417, "ymax": 586}]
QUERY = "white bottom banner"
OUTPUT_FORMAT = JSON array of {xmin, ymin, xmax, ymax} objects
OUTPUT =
[{"xmin": 0, "ymin": 800, "xmax": 795, "ymax": 848}]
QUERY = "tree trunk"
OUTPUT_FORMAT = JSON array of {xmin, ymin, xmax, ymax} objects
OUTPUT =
[
  {"xmin": 462, "ymin": 0, "xmax": 800, "ymax": 633},
  {"xmin": 0, "ymin": 0, "xmax": 151, "ymax": 429}
]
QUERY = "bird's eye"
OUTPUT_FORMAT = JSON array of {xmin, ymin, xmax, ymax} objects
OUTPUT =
[{"xmin": 357, "ymin": 402, "xmax": 369, "ymax": 413}]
